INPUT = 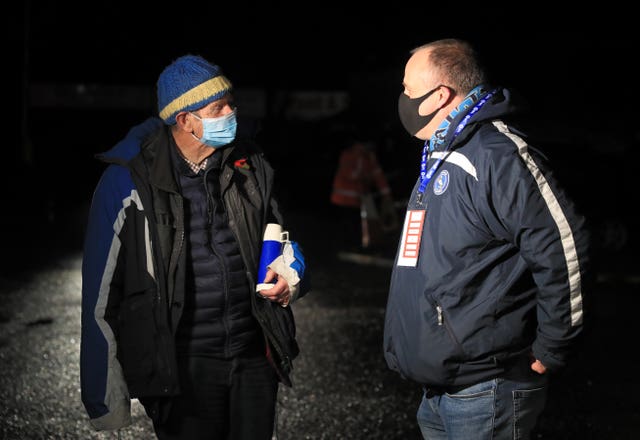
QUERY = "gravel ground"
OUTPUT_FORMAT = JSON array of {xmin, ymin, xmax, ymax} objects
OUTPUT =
[
  {"xmin": 0, "ymin": 246, "xmax": 421, "ymax": 440},
  {"xmin": 1, "ymin": 210, "xmax": 639, "ymax": 439}
]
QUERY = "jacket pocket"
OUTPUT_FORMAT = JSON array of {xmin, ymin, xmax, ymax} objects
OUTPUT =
[
  {"xmin": 155, "ymin": 213, "xmax": 176, "ymax": 269},
  {"xmin": 117, "ymin": 290, "xmax": 157, "ymax": 383}
]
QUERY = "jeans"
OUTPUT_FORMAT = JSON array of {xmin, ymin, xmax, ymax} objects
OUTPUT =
[
  {"xmin": 416, "ymin": 371, "xmax": 548, "ymax": 440},
  {"xmin": 146, "ymin": 354, "xmax": 278, "ymax": 440}
]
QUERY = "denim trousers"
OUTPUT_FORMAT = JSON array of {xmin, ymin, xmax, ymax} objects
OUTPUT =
[
  {"xmin": 147, "ymin": 354, "xmax": 278, "ymax": 440},
  {"xmin": 416, "ymin": 370, "xmax": 548, "ymax": 440}
]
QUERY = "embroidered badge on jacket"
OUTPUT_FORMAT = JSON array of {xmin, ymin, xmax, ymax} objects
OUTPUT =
[{"xmin": 433, "ymin": 170, "xmax": 449, "ymax": 195}]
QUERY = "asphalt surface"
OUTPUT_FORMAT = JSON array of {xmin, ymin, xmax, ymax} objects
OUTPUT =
[{"xmin": 1, "ymin": 209, "xmax": 639, "ymax": 439}]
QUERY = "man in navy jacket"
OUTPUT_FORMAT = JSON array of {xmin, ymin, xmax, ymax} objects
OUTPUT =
[{"xmin": 383, "ymin": 39, "xmax": 591, "ymax": 439}]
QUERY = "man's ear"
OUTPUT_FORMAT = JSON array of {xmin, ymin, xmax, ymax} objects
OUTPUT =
[
  {"xmin": 438, "ymin": 86, "xmax": 455, "ymax": 107},
  {"xmin": 175, "ymin": 111, "xmax": 194, "ymax": 132}
]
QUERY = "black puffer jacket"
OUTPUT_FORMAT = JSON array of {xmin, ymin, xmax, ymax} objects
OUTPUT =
[{"xmin": 172, "ymin": 145, "xmax": 263, "ymax": 359}]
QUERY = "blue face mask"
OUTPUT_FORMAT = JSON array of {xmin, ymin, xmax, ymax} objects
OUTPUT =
[{"xmin": 190, "ymin": 110, "xmax": 238, "ymax": 148}]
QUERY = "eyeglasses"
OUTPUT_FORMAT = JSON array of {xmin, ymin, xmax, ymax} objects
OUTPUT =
[{"xmin": 191, "ymin": 99, "xmax": 236, "ymax": 120}]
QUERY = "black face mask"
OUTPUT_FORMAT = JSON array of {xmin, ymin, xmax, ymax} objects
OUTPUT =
[{"xmin": 398, "ymin": 85, "xmax": 442, "ymax": 137}]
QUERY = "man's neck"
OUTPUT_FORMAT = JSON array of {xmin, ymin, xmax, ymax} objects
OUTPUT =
[{"xmin": 172, "ymin": 127, "xmax": 216, "ymax": 164}]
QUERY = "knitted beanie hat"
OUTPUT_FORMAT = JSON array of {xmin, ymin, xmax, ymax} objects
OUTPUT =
[{"xmin": 157, "ymin": 54, "xmax": 233, "ymax": 125}]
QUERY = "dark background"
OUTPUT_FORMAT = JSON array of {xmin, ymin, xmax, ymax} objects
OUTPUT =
[
  {"xmin": 1, "ymin": 3, "xmax": 639, "ymax": 439},
  {"xmin": 5, "ymin": 4, "xmax": 638, "ymax": 276}
]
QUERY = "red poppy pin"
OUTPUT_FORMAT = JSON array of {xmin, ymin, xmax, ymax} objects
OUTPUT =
[{"xmin": 234, "ymin": 158, "xmax": 250, "ymax": 170}]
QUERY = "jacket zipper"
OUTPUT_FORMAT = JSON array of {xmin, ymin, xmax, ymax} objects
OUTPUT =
[
  {"xmin": 204, "ymin": 168, "xmax": 231, "ymax": 358},
  {"xmin": 434, "ymin": 301, "xmax": 464, "ymax": 355}
]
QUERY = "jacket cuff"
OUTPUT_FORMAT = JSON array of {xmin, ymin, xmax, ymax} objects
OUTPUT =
[
  {"xmin": 89, "ymin": 399, "xmax": 132, "ymax": 431},
  {"xmin": 531, "ymin": 340, "xmax": 566, "ymax": 373}
]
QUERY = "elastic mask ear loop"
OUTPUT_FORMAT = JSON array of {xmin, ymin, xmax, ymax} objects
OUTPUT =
[{"xmin": 190, "ymin": 112, "xmax": 202, "ymax": 141}]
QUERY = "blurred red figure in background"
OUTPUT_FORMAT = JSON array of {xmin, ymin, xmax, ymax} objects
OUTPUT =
[{"xmin": 330, "ymin": 136, "xmax": 397, "ymax": 250}]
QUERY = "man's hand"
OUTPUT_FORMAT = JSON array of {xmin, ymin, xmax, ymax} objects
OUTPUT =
[
  {"xmin": 257, "ymin": 269, "xmax": 291, "ymax": 306},
  {"xmin": 530, "ymin": 358, "xmax": 547, "ymax": 374}
]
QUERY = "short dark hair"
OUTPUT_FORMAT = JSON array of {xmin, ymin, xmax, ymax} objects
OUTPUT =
[{"xmin": 412, "ymin": 38, "xmax": 486, "ymax": 96}]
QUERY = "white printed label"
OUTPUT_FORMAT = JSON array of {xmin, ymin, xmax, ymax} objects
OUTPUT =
[{"xmin": 396, "ymin": 210, "xmax": 425, "ymax": 267}]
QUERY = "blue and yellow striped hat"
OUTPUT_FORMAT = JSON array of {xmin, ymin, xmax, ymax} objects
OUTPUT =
[{"xmin": 157, "ymin": 54, "xmax": 232, "ymax": 125}]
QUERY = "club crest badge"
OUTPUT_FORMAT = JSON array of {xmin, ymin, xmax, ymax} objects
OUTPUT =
[{"xmin": 433, "ymin": 170, "xmax": 449, "ymax": 195}]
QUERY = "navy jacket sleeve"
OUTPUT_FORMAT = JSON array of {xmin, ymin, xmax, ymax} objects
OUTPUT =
[
  {"xmin": 80, "ymin": 118, "xmax": 161, "ymax": 430},
  {"xmin": 485, "ymin": 122, "xmax": 590, "ymax": 372}
]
